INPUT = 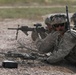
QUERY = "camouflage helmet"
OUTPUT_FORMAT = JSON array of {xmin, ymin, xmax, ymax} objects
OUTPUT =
[
  {"xmin": 50, "ymin": 14, "xmax": 67, "ymax": 25},
  {"xmin": 71, "ymin": 13, "xmax": 76, "ymax": 22},
  {"xmin": 45, "ymin": 17, "xmax": 51, "ymax": 25}
]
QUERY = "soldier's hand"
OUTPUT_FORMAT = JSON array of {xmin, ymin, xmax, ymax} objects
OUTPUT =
[
  {"xmin": 31, "ymin": 29, "xmax": 39, "ymax": 41},
  {"xmin": 39, "ymin": 31, "xmax": 47, "ymax": 39}
]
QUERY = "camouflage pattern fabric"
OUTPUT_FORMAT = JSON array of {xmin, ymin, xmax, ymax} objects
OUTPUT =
[
  {"xmin": 35, "ymin": 30, "xmax": 76, "ymax": 64},
  {"xmin": 65, "ymin": 30, "xmax": 76, "ymax": 63},
  {"xmin": 71, "ymin": 13, "xmax": 76, "ymax": 23},
  {"xmin": 35, "ymin": 31, "xmax": 59, "ymax": 53},
  {"xmin": 45, "ymin": 17, "xmax": 51, "ymax": 25},
  {"xmin": 38, "ymin": 31, "xmax": 47, "ymax": 39},
  {"xmin": 65, "ymin": 46, "xmax": 76, "ymax": 64},
  {"xmin": 31, "ymin": 29, "xmax": 39, "ymax": 41},
  {"xmin": 31, "ymin": 29, "xmax": 47, "ymax": 41},
  {"xmin": 71, "ymin": 13, "xmax": 76, "ymax": 28},
  {"xmin": 50, "ymin": 14, "xmax": 67, "ymax": 25}
]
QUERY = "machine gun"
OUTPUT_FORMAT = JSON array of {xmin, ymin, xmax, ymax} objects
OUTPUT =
[
  {"xmin": 0, "ymin": 51, "xmax": 47, "ymax": 63},
  {"xmin": 0, "ymin": 51, "xmax": 36, "ymax": 60},
  {"xmin": 8, "ymin": 23, "xmax": 46, "ymax": 40}
]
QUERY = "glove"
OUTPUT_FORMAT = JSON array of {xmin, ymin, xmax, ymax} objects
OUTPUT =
[
  {"xmin": 39, "ymin": 31, "xmax": 47, "ymax": 39},
  {"xmin": 31, "ymin": 29, "xmax": 39, "ymax": 41}
]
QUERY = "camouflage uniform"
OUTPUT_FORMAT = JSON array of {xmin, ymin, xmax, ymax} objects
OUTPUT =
[
  {"xmin": 65, "ymin": 30, "xmax": 76, "ymax": 64},
  {"xmin": 47, "ymin": 30, "xmax": 76, "ymax": 63},
  {"xmin": 35, "ymin": 14, "xmax": 76, "ymax": 64},
  {"xmin": 71, "ymin": 13, "xmax": 76, "ymax": 29}
]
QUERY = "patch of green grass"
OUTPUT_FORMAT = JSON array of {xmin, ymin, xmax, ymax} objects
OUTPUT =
[
  {"xmin": 0, "ymin": 0, "xmax": 76, "ymax": 6},
  {"xmin": 0, "ymin": 0, "xmax": 46, "ymax": 6},
  {"xmin": 48, "ymin": 0, "xmax": 76, "ymax": 6},
  {"xmin": 0, "ymin": 6, "xmax": 75, "ymax": 20}
]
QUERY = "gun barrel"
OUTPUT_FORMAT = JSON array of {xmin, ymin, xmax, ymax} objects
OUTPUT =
[
  {"xmin": 66, "ymin": 6, "xmax": 70, "ymax": 30},
  {"xmin": 8, "ymin": 26, "xmax": 46, "ymax": 31},
  {"xmin": 8, "ymin": 28, "xmax": 21, "ymax": 30},
  {"xmin": 0, "ymin": 52, "xmax": 7, "ymax": 55}
]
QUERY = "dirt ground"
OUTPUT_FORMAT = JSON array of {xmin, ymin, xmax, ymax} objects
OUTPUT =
[{"xmin": 0, "ymin": 19, "xmax": 76, "ymax": 75}]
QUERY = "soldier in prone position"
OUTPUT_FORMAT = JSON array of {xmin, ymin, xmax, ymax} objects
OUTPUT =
[
  {"xmin": 34, "ymin": 14, "xmax": 76, "ymax": 64},
  {"xmin": 31, "ymin": 16, "xmax": 55, "ymax": 41}
]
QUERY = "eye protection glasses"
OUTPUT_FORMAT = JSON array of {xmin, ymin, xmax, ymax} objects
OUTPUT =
[{"xmin": 53, "ymin": 23, "xmax": 65, "ymax": 28}]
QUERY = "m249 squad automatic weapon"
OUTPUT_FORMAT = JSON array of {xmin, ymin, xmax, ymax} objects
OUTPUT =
[
  {"xmin": 8, "ymin": 23, "xmax": 46, "ymax": 40},
  {"xmin": 0, "ymin": 51, "xmax": 47, "ymax": 63},
  {"xmin": 0, "ymin": 51, "xmax": 36, "ymax": 60}
]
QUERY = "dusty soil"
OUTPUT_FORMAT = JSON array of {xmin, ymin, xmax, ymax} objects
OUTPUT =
[{"xmin": 0, "ymin": 19, "xmax": 76, "ymax": 75}]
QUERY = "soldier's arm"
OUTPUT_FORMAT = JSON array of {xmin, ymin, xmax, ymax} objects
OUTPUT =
[
  {"xmin": 47, "ymin": 31, "xmax": 76, "ymax": 63},
  {"xmin": 35, "ymin": 31, "xmax": 59, "ymax": 53}
]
